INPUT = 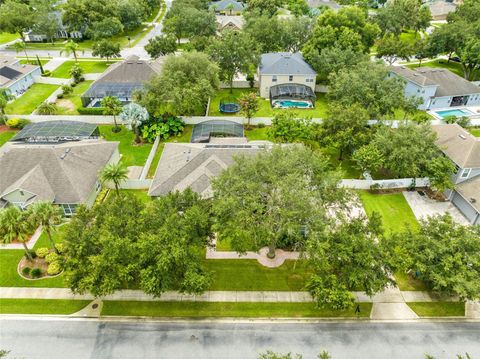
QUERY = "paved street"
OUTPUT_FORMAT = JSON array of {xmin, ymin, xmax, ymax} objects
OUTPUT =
[{"xmin": 1, "ymin": 318, "xmax": 479, "ymax": 359}]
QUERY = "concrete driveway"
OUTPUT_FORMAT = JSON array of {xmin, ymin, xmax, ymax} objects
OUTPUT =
[{"xmin": 403, "ymin": 191, "xmax": 470, "ymax": 225}]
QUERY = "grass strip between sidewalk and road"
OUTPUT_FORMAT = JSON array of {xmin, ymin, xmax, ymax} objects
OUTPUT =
[
  {"xmin": 0, "ymin": 299, "xmax": 90, "ymax": 315},
  {"xmin": 101, "ymin": 301, "xmax": 373, "ymax": 318},
  {"xmin": 408, "ymin": 302, "xmax": 465, "ymax": 317}
]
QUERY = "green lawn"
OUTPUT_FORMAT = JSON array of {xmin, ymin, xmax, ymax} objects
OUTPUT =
[
  {"xmin": 147, "ymin": 125, "xmax": 193, "ymax": 178},
  {"xmin": 0, "ymin": 131, "xmax": 17, "ymax": 147},
  {"xmin": 244, "ymin": 126, "xmax": 271, "ymax": 141},
  {"xmin": 205, "ymin": 259, "xmax": 311, "ymax": 291},
  {"xmin": 394, "ymin": 271, "xmax": 427, "ymax": 291},
  {"xmin": 5, "ymin": 84, "xmax": 59, "ymax": 115},
  {"xmin": 469, "ymin": 128, "xmax": 480, "ymax": 137},
  {"xmin": 102, "ymin": 301, "xmax": 372, "ymax": 318},
  {"xmin": 0, "ymin": 32, "xmax": 19, "ymax": 44},
  {"xmin": 56, "ymin": 81, "xmax": 92, "ymax": 115},
  {"xmin": 0, "ymin": 225, "xmax": 68, "ymax": 288},
  {"xmin": 0, "ymin": 298, "xmax": 90, "ymax": 314},
  {"xmin": 321, "ymin": 147, "xmax": 362, "ymax": 179},
  {"xmin": 209, "ymin": 89, "xmax": 329, "ymax": 118},
  {"xmin": 119, "ymin": 190, "xmax": 151, "ymax": 203},
  {"xmin": 99, "ymin": 125, "xmax": 153, "ymax": 167},
  {"xmin": 51, "ymin": 61, "xmax": 112, "ymax": 78},
  {"xmin": 405, "ymin": 59, "xmax": 479, "ymax": 80},
  {"xmin": 408, "ymin": 302, "xmax": 465, "ymax": 317},
  {"xmin": 358, "ymin": 191, "xmax": 419, "ymax": 234},
  {"xmin": 399, "ymin": 30, "xmax": 422, "ymax": 46},
  {"xmin": 19, "ymin": 59, "xmax": 49, "ymax": 66}
]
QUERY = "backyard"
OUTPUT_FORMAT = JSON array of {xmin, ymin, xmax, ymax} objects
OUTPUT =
[
  {"xmin": 209, "ymin": 89, "xmax": 329, "ymax": 118},
  {"xmin": 55, "ymin": 81, "xmax": 92, "ymax": 115},
  {"xmin": 5, "ymin": 84, "xmax": 59, "ymax": 115},
  {"xmin": 51, "ymin": 61, "xmax": 113, "ymax": 78}
]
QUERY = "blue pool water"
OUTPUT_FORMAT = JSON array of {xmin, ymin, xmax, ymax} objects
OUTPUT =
[
  {"xmin": 435, "ymin": 109, "xmax": 473, "ymax": 118},
  {"xmin": 273, "ymin": 100, "xmax": 312, "ymax": 109}
]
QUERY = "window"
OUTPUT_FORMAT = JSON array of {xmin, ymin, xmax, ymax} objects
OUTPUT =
[
  {"xmin": 61, "ymin": 204, "xmax": 78, "ymax": 217},
  {"xmin": 306, "ymin": 77, "xmax": 314, "ymax": 83},
  {"xmin": 272, "ymin": 75, "xmax": 277, "ymax": 82},
  {"xmin": 95, "ymin": 180, "xmax": 101, "ymax": 192},
  {"xmin": 461, "ymin": 168, "xmax": 471, "ymax": 179},
  {"xmin": 289, "ymin": 75, "xmax": 293, "ymax": 82}
]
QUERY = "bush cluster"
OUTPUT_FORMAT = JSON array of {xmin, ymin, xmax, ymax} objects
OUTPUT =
[
  {"xmin": 47, "ymin": 261, "xmax": 62, "ymax": 276},
  {"xmin": 6, "ymin": 118, "xmax": 30, "ymax": 129},
  {"xmin": 45, "ymin": 252, "xmax": 60, "ymax": 264},
  {"xmin": 35, "ymin": 247, "xmax": 50, "ymax": 258},
  {"xmin": 77, "ymin": 107, "xmax": 105, "ymax": 115},
  {"xmin": 31, "ymin": 268, "xmax": 42, "ymax": 278}
]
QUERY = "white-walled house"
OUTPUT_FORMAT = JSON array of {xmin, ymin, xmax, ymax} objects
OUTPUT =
[
  {"xmin": 258, "ymin": 53, "xmax": 317, "ymax": 99},
  {"xmin": 433, "ymin": 124, "xmax": 480, "ymax": 225},
  {"xmin": 0, "ymin": 56, "xmax": 40, "ymax": 97},
  {"xmin": 389, "ymin": 66, "xmax": 480, "ymax": 110}
]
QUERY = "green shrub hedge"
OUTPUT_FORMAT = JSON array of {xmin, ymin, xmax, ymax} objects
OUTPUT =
[{"xmin": 77, "ymin": 107, "xmax": 105, "ymax": 115}]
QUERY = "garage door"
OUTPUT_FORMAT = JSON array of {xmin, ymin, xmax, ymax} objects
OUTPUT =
[{"xmin": 452, "ymin": 192, "xmax": 479, "ymax": 224}]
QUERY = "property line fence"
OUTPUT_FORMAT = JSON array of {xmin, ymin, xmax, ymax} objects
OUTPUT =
[
  {"xmin": 340, "ymin": 178, "xmax": 430, "ymax": 190},
  {"xmin": 140, "ymin": 136, "xmax": 160, "ymax": 180}
]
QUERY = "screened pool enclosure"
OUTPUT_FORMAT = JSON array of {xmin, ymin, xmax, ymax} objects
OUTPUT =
[
  {"xmin": 269, "ymin": 84, "xmax": 316, "ymax": 108},
  {"xmin": 191, "ymin": 120, "xmax": 244, "ymax": 143}
]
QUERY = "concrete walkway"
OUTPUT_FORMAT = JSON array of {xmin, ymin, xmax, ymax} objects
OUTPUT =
[
  {"xmin": 0, "ymin": 226, "xmax": 42, "ymax": 250},
  {"xmin": 43, "ymin": 58, "xmax": 68, "ymax": 72}
]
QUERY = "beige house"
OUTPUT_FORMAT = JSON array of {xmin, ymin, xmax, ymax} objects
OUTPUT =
[
  {"xmin": 258, "ymin": 53, "xmax": 317, "ymax": 99},
  {"xmin": 0, "ymin": 122, "xmax": 119, "ymax": 216}
]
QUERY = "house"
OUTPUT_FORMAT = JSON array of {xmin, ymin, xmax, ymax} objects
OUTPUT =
[
  {"xmin": 81, "ymin": 55, "xmax": 163, "ymax": 107},
  {"xmin": 433, "ymin": 124, "xmax": 480, "ymax": 225},
  {"xmin": 25, "ymin": 11, "xmax": 83, "ymax": 42},
  {"xmin": 258, "ymin": 52, "xmax": 317, "ymax": 99},
  {"xmin": 0, "ymin": 121, "xmax": 119, "ymax": 216},
  {"xmin": 389, "ymin": 66, "xmax": 480, "ymax": 110},
  {"xmin": 215, "ymin": 15, "xmax": 244, "ymax": 32},
  {"xmin": 209, "ymin": 0, "xmax": 245, "ymax": 15},
  {"xmin": 308, "ymin": 0, "xmax": 341, "ymax": 14},
  {"xmin": 0, "ymin": 56, "xmax": 41, "ymax": 97},
  {"xmin": 426, "ymin": 0, "xmax": 457, "ymax": 20},
  {"xmin": 149, "ymin": 120, "xmax": 269, "ymax": 198}
]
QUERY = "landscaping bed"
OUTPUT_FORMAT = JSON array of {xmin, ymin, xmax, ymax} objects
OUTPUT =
[
  {"xmin": 102, "ymin": 301, "xmax": 372, "ymax": 318},
  {"xmin": 55, "ymin": 81, "xmax": 92, "ymax": 115}
]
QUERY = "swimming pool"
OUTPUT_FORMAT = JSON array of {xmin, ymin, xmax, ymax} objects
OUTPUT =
[
  {"xmin": 435, "ymin": 109, "xmax": 475, "ymax": 118},
  {"xmin": 272, "ymin": 99, "xmax": 313, "ymax": 109}
]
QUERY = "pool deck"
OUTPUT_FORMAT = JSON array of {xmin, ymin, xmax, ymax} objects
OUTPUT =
[{"xmin": 428, "ymin": 105, "xmax": 480, "ymax": 123}]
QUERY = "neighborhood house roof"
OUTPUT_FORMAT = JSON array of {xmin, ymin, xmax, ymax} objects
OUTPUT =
[
  {"xmin": 259, "ymin": 53, "xmax": 317, "ymax": 76},
  {"xmin": 0, "ymin": 140, "xmax": 118, "ymax": 205},
  {"xmin": 308, "ymin": 0, "xmax": 341, "ymax": 9},
  {"xmin": 209, "ymin": 0, "xmax": 245, "ymax": 12},
  {"xmin": 216, "ymin": 15, "xmax": 244, "ymax": 30},
  {"xmin": 11, "ymin": 121, "xmax": 99, "ymax": 143},
  {"xmin": 149, "ymin": 142, "xmax": 267, "ymax": 197},
  {"xmin": 0, "ymin": 55, "xmax": 39, "ymax": 88},
  {"xmin": 456, "ymin": 176, "xmax": 480, "ymax": 213},
  {"xmin": 82, "ymin": 55, "xmax": 163, "ymax": 101},
  {"xmin": 390, "ymin": 66, "xmax": 480, "ymax": 97},
  {"xmin": 433, "ymin": 124, "xmax": 480, "ymax": 168},
  {"xmin": 428, "ymin": 0, "xmax": 457, "ymax": 19}
]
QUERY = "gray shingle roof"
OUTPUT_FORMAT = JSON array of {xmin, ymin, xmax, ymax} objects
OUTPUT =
[
  {"xmin": 456, "ymin": 176, "xmax": 480, "ymax": 213},
  {"xmin": 415, "ymin": 67, "xmax": 480, "ymax": 97},
  {"xmin": 259, "ymin": 53, "xmax": 317, "ymax": 76},
  {"xmin": 389, "ymin": 66, "xmax": 437, "ymax": 86},
  {"xmin": 0, "ymin": 55, "xmax": 39, "ymax": 87},
  {"xmin": 149, "ymin": 142, "xmax": 267, "ymax": 197},
  {"xmin": 209, "ymin": 0, "xmax": 245, "ymax": 12},
  {"xmin": 0, "ymin": 140, "xmax": 118, "ymax": 204},
  {"xmin": 308, "ymin": 0, "xmax": 341, "ymax": 9},
  {"xmin": 433, "ymin": 124, "xmax": 480, "ymax": 168}
]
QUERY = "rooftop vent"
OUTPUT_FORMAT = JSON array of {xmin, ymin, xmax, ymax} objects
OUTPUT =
[
  {"xmin": 459, "ymin": 134, "xmax": 467, "ymax": 140},
  {"xmin": 470, "ymin": 198, "xmax": 476, "ymax": 204}
]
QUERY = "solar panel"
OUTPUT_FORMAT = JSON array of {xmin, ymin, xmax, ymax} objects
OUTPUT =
[
  {"xmin": 11, "ymin": 121, "xmax": 99, "ymax": 143},
  {"xmin": 0, "ymin": 66, "xmax": 22, "ymax": 80}
]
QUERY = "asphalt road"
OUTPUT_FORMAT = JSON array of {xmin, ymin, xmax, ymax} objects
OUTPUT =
[{"xmin": 1, "ymin": 318, "xmax": 479, "ymax": 359}]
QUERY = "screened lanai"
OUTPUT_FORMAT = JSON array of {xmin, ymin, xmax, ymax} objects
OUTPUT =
[
  {"xmin": 191, "ymin": 120, "xmax": 244, "ymax": 143},
  {"xmin": 269, "ymin": 83, "xmax": 316, "ymax": 106}
]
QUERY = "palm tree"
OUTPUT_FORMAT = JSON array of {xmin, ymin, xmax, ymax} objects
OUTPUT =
[
  {"xmin": 101, "ymin": 96, "xmax": 123, "ymax": 133},
  {"xmin": 12, "ymin": 41, "xmax": 29, "ymax": 62},
  {"xmin": 99, "ymin": 163, "xmax": 129, "ymax": 195},
  {"xmin": 0, "ymin": 207, "xmax": 36, "ymax": 261},
  {"xmin": 60, "ymin": 40, "xmax": 83, "ymax": 62},
  {"xmin": 31, "ymin": 202, "xmax": 62, "ymax": 254},
  {"xmin": 226, "ymin": 3, "xmax": 235, "ymax": 15}
]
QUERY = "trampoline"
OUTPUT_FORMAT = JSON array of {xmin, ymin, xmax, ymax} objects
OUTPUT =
[
  {"xmin": 219, "ymin": 102, "xmax": 240, "ymax": 113},
  {"xmin": 191, "ymin": 120, "xmax": 244, "ymax": 143}
]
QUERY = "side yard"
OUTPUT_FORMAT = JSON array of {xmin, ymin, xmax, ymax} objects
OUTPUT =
[
  {"xmin": 51, "ymin": 61, "xmax": 113, "ymax": 79},
  {"xmin": 5, "ymin": 84, "xmax": 59, "ymax": 115},
  {"xmin": 55, "ymin": 81, "xmax": 92, "ymax": 115}
]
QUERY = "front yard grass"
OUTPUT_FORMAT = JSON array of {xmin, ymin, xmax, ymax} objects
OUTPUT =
[
  {"xmin": 0, "ymin": 299, "xmax": 90, "ymax": 314},
  {"xmin": 102, "ymin": 301, "xmax": 372, "ymax": 318},
  {"xmin": 99, "ymin": 125, "xmax": 152, "ymax": 167},
  {"xmin": 394, "ymin": 271, "xmax": 427, "ymax": 291},
  {"xmin": 205, "ymin": 259, "xmax": 310, "ymax": 291},
  {"xmin": 0, "ymin": 32, "xmax": 19, "ymax": 44},
  {"xmin": 358, "ymin": 191, "xmax": 419, "ymax": 234},
  {"xmin": 209, "ymin": 89, "xmax": 329, "ymax": 118},
  {"xmin": 408, "ymin": 302, "xmax": 465, "ymax": 317},
  {"xmin": 5, "ymin": 84, "xmax": 59, "ymax": 115},
  {"xmin": 56, "ymin": 81, "xmax": 92, "ymax": 115},
  {"xmin": 51, "ymin": 61, "xmax": 112, "ymax": 78},
  {"xmin": 0, "ymin": 131, "xmax": 17, "ymax": 147},
  {"xmin": 469, "ymin": 128, "xmax": 480, "ymax": 137}
]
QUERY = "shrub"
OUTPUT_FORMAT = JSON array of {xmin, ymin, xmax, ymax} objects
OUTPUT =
[
  {"xmin": 31, "ymin": 268, "xmax": 42, "ymax": 278},
  {"xmin": 35, "ymin": 247, "xmax": 50, "ymax": 258},
  {"xmin": 77, "ymin": 107, "xmax": 105, "ymax": 115},
  {"xmin": 41, "ymin": 70, "xmax": 51, "ymax": 77},
  {"xmin": 22, "ymin": 267, "xmax": 31, "ymax": 276},
  {"xmin": 257, "ymin": 122, "xmax": 265, "ymax": 128},
  {"xmin": 57, "ymin": 93, "xmax": 64, "ymax": 99},
  {"xmin": 141, "ymin": 116, "xmax": 185, "ymax": 142},
  {"xmin": 55, "ymin": 243, "xmax": 65, "ymax": 254},
  {"xmin": 412, "ymin": 112, "xmax": 431, "ymax": 124},
  {"xmin": 36, "ymin": 102, "xmax": 58, "ymax": 115},
  {"xmin": 6, "ymin": 118, "xmax": 19, "ymax": 128},
  {"xmin": 246, "ymin": 73, "xmax": 255, "ymax": 88},
  {"xmin": 456, "ymin": 116, "xmax": 471, "ymax": 128},
  {"xmin": 45, "ymin": 252, "xmax": 60, "ymax": 264},
  {"xmin": 61, "ymin": 84, "xmax": 73, "ymax": 96},
  {"xmin": 47, "ymin": 261, "xmax": 62, "ymax": 276},
  {"xmin": 69, "ymin": 63, "xmax": 84, "ymax": 82},
  {"xmin": 443, "ymin": 115, "xmax": 457, "ymax": 124},
  {"xmin": 369, "ymin": 183, "xmax": 382, "ymax": 194},
  {"xmin": 17, "ymin": 118, "xmax": 30, "ymax": 129}
]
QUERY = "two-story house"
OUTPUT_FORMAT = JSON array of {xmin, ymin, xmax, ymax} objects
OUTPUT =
[
  {"xmin": 389, "ymin": 66, "xmax": 480, "ymax": 110},
  {"xmin": 433, "ymin": 124, "xmax": 480, "ymax": 225},
  {"xmin": 258, "ymin": 52, "xmax": 317, "ymax": 99}
]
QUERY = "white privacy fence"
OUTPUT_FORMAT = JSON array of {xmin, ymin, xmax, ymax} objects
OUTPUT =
[
  {"xmin": 116, "ymin": 179, "xmax": 152, "ymax": 190},
  {"xmin": 340, "ymin": 178, "xmax": 430, "ymax": 190}
]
